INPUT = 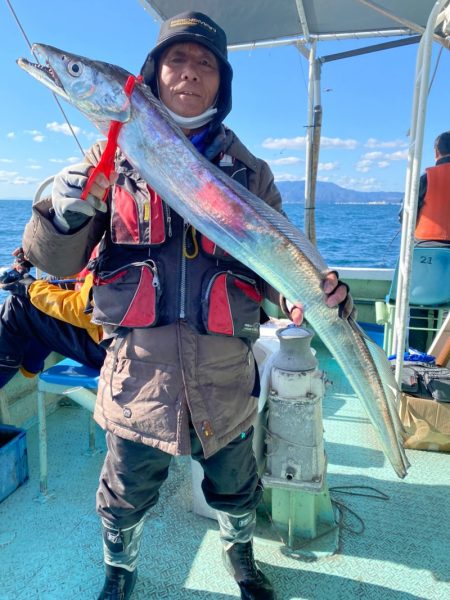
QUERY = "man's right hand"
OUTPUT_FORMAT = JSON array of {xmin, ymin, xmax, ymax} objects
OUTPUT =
[{"xmin": 51, "ymin": 164, "xmax": 116, "ymax": 232}]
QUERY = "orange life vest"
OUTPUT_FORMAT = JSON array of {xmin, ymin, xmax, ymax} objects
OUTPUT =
[{"xmin": 415, "ymin": 163, "xmax": 450, "ymax": 241}]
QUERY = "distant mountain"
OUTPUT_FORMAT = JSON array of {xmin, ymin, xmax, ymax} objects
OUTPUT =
[{"xmin": 276, "ymin": 180, "xmax": 403, "ymax": 204}]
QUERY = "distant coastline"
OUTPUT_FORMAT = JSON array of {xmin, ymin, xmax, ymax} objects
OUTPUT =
[
  {"xmin": 276, "ymin": 180, "xmax": 403, "ymax": 205},
  {"xmin": 0, "ymin": 180, "xmax": 404, "ymax": 205}
]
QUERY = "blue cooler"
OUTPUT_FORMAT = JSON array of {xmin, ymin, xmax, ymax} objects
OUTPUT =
[{"xmin": 0, "ymin": 424, "xmax": 29, "ymax": 502}]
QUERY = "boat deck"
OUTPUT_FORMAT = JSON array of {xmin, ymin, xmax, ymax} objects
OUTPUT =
[{"xmin": 1, "ymin": 339, "xmax": 449, "ymax": 600}]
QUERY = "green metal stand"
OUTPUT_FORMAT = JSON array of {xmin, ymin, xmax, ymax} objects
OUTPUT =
[{"xmin": 266, "ymin": 483, "xmax": 340, "ymax": 559}]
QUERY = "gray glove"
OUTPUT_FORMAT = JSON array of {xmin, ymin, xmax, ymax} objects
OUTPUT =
[{"xmin": 52, "ymin": 164, "xmax": 107, "ymax": 233}]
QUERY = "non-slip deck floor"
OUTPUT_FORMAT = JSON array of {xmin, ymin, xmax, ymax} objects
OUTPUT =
[{"xmin": 1, "ymin": 340, "xmax": 449, "ymax": 599}]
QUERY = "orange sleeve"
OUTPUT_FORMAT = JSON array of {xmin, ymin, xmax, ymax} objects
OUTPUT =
[{"xmin": 29, "ymin": 273, "xmax": 102, "ymax": 343}]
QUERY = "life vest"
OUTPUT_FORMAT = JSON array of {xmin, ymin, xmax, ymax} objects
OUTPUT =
[
  {"xmin": 415, "ymin": 163, "xmax": 450, "ymax": 242},
  {"xmin": 89, "ymin": 152, "xmax": 263, "ymax": 341}
]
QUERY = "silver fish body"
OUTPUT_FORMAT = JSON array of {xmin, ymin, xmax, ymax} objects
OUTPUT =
[{"xmin": 18, "ymin": 45, "xmax": 409, "ymax": 477}]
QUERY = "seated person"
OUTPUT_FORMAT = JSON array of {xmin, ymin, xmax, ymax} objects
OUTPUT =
[{"xmin": 0, "ymin": 248, "xmax": 104, "ymax": 388}]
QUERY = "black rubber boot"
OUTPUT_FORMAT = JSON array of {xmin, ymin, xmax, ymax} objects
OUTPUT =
[
  {"xmin": 224, "ymin": 541, "xmax": 276, "ymax": 600},
  {"xmin": 97, "ymin": 564, "xmax": 137, "ymax": 600}
]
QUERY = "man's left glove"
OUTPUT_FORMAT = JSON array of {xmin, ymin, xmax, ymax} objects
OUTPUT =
[
  {"xmin": 321, "ymin": 270, "xmax": 355, "ymax": 320},
  {"xmin": 282, "ymin": 270, "xmax": 355, "ymax": 326},
  {"xmin": 0, "ymin": 273, "xmax": 36, "ymax": 298}
]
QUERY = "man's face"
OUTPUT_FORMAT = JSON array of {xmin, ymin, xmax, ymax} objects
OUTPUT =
[{"xmin": 158, "ymin": 42, "xmax": 220, "ymax": 118}]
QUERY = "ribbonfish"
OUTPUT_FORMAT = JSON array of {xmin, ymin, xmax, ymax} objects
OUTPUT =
[{"xmin": 17, "ymin": 45, "xmax": 410, "ymax": 478}]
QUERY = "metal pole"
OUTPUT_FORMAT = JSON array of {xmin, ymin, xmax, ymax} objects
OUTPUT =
[{"xmin": 304, "ymin": 41, "xmax": 320, "ymax": 243}]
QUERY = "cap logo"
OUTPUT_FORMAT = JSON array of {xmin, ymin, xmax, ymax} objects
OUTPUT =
[{"xmin": 169, "ymin": 17, "xmax": 216, "ymax": 34}]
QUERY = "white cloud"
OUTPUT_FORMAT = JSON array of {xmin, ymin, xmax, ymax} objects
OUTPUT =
[
  {"xmin": 269, "ymin": 156, "xmax": 302, "ymax": 166},
  {"xmin": 49, "ymin": 156, "xmax": 83, "ymax": 166},
  {"xmin": 46, "ymin": 121, "xmax": 82, "ymax": 136},
  {"xmin": 362, "ymin": 151, "xmax": 383, "ymax": 160},
  {"xmin": 11, "ymin": 176, "xmax": 39, "ymax": 185},
  {"xmin": 386, "ymin": 149, "xmax": 408, "ymax": 161},
  {"xmin": 356, "ymin": 147, "xmax": 408, "ymax": 173},
  {"xmin": 24, "ymin": 130, "xmax": 45, "ymax": 142},
  {"xmin": 365, "ymin": 137, "xmax": 408, "ymax": 149},
  {"xmin": 0, "ymin": 158, "xmax": 13, "ymax": 163},
  {"xmin": 0, "ymin": 170, "xmax": 38, "ymax": 186},
  {"xmin": 28, "ymin": 165, "xmax": 42, "ymax": 170},
  {"xmin": 321, "ymin": 137, "xmax": 358, "ymax": 150},
  {"xmin": 262, "ymin": 135, "xmax": 357, "ymax": 150},
  {"xmin": 318, "ymin": 161, "xmax": 339, "ymax": 171},
  {"xmin": 356, "ymin": 159, "xmax": 372, "ymax": 173},
  {"xmin": 0, "ymin": 170, "xmax": 19, "ymax": 181},
  {"xmin": 336, "ymin": 175, "xmax": 380, "ymax": 191},
  {"xmin": 6, "ymin": 132, "xmax": 15, "ymax": 139},
  {"xmin": 274, "ymin": 173, "xmax": 303, "ymax": 182},
  {"xmin": 263, "ymin": 136, "xmax": 306, "ymax": 150}
]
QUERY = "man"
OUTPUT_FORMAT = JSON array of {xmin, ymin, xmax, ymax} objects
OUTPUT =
[
  {"xmin": 415, "ymin": 131, "xmax": 450, "ymax": 245},
  {"xmin": 22, "ymin": 12, "xmax": 352, "ymax": 600}
]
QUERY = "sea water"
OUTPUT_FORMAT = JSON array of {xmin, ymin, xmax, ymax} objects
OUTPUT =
[{"xmin": 0, "ymin": 198, "xmax": 401, "ymax": 304}]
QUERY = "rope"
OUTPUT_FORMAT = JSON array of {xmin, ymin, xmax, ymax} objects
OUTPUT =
[{"xmin": 5, "ymin": 0, "xmax": 85, "ymax": 156}]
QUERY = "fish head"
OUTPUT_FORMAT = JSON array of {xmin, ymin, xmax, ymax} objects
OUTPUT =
[{"xmin": 17, "ymin": 44, "xmax": 132, "ymax": 126}]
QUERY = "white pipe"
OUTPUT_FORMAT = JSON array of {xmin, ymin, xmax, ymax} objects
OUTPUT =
[{"xmin": 63, "ymin": 387, "xmax": 96, "ymax": 413}]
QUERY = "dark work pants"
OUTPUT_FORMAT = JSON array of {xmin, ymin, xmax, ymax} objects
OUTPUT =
[
  {"xmin": 0, "ymin": 294, "xmax": 106, "ymax": 387},
  {"xmin": 97, "ymin": 425, "xmax": 262, "ymax": 529}
]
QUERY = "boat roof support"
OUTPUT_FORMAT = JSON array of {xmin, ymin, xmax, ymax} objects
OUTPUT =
[
  {"xmin": 320, "ymin": 35, "xmax": 421, "ymax": 64},
  {"xmin": 304, "ymin": 41, "xmax": 321, "ymax": 244},
  {"xmin": 356, "ymin": 0, "xmax": 450, "ymax": 48},
  {"xmin": 294, "ymin": 0, "xmax": 310, "ymax": 40}
]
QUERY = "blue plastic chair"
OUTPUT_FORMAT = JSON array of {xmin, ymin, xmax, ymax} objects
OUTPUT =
[
  {"xmin": 379, "ymin": 246, "xmax": 450, "ymax": 355},
  {"xmin": 37, "ymin": 358, "xmax": 99, "ymax": 495},
  {"xmin": 388, "ymin": 246, "xmax": 450, "ymax": 306}
]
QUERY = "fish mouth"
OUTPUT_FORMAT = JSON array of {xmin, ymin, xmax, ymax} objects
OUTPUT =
[
  {"xmin": 17, "ymin": 45, "xmax": 67, "ymax": 99},
  {"xmin": 20, "ymin": 59, "xmax": 62, "ymax": 86}
]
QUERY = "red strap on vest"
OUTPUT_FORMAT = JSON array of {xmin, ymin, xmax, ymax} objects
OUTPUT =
[{"xmin": 80, "ymin": 75, "xmax": 143, "ymax": 201}]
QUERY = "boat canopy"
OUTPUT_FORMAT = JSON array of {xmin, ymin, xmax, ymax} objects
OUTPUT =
[{"xmin": 139, "ymin": 1, "xmax": 448, "ymax": 47}]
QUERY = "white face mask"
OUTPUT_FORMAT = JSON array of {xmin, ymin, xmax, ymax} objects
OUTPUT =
[{"xmin": 162, "ymin": 104, "xmax": 218, "ymax": 130}]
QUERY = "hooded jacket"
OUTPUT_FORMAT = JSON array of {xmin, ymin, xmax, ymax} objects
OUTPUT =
[{"xmin": 22, "ymin": 127, "xmax": 284, "ymax": 458}]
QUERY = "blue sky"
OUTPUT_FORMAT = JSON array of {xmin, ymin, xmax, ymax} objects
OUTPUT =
[{"xmin": 1, "ymin": 0, "xmax": 449, "ymax": 199}]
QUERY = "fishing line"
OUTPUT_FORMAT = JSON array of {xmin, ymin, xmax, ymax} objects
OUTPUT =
[
  {"xmin": 382, "ymin": 227, "xmax": 401, "ymax": 265},
  {"xmin": 5, "ymin": 0, "xmax": 85, "ymax": 156},
  {"xmin": 428, "ymin": 45, "xmax": 444, "ymax": 94}
]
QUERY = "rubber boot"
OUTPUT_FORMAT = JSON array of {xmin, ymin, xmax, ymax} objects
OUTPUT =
[
  {"xmin": 217, "ymin": 511, "xmax": 276, "ymax": 600},
  {"xmin": 223, "ymin": 541, "xmax": 275, "ymax": 600},
  {"xmin": 97, "ymin": 517, "xmax": 145, "ymax": 600},
  {"xmin": 97, "ymin": 565, "xmax": 137, "ymax": 600}
]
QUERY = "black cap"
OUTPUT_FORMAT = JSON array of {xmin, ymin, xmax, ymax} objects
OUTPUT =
[{"xmin": 140, "ymin": 11, "xmax": 233, "ymax": 126}]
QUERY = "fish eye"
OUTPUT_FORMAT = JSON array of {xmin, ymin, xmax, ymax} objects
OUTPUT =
[{"xmin": 67, "ymin": 60, "xmax": 83, "ymax": 77}]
